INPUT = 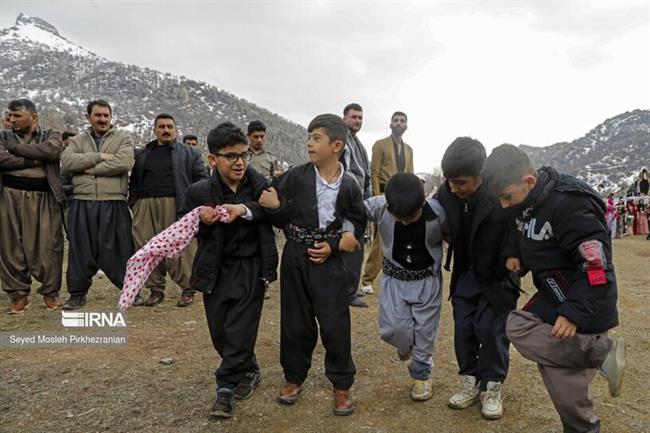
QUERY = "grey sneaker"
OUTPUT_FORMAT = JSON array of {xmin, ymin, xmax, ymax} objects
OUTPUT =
[
  {"xmin": 448, "ymin": 375, "xmax": 480, "ymax": 409},
  {"xmin": 480, "ymin": 381, "xmax": 503, "ymax": 420},
  {"xmin": 349, "ymin": 297, "xmax": 368, "ymax": 308},
  {"xmin": 410, "ymin": 378, "xmax": 433, "ymax": 401},
  {"xmin": 234, "ymin": 370, "xmax": 261, "ymax": 400},
  {"xmin": 599, "ymin": 337, "xmax": 626, "ymax": 397}
]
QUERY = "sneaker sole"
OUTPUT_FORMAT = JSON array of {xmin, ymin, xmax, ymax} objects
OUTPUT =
[
  {"xmin": 209, "ymin": 410, "xmax": 233, "ymax": 419},
  {"xmin": 411, "ymin": 393, "xmax": 432, "ymax": 402},
  {"xmin": 448, "ymin": 396, "xmax": 480, "ymax": 409},
  {"xmin": 277, "ymin": 390, "xmax": 301, "ymax": 405},
  {"xmin": 609, "ymin": 338, "xmax": 626, "ymax": 397},
  {"xmin": 481, "ymin": 410, "xmax": 503, "ymax": 420}
]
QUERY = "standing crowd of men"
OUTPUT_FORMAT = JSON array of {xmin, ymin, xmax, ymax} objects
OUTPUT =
[{"xmin": 1, "ymin": 98, "xmax": 625, "ymax": 431}]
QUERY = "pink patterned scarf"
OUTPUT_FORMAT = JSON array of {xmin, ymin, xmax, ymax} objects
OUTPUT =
[{"xmin": 118, "ymin": 206, "xmax": 230, "ymax": 310}]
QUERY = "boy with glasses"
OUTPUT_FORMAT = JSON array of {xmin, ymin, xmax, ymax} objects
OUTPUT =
[{"xmin": 183, "ymin": 122, "xmax": 278, "ymax": 419}]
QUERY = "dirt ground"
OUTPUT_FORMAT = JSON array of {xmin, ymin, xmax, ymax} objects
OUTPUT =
[{"xmin": 1, "ymin": 236, "xmax": 649, "ymax": 433}]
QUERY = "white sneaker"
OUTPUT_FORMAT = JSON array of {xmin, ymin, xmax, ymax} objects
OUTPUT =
[
  {"xmin": 480, "ymin": 381, "xmax": 503, "ymax": 420},
  {"xmin": 448, "ymin": 375, "xmax": 480, "ymax": 409},
  {"xmin": 599, "ymin": 337, "xmax": 625, "ymax": 397},
  {"xmin": 410, "ymin": 378, "xmax": 433, "ymax": 401},
  {"xmin": 361, "ymin": 285, "xmax": 374, "ymax": 294}
]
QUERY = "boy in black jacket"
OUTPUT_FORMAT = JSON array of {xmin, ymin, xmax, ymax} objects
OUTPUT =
[
  {"xmin": 437, "ymin": 137, "xmax": 521, "ymax": 420},
  {"xmin": 259, "ymin": 114, "xmax": 366, "ymax": 416},
  {"xmin": 183, "ymin": 122, "xmax": 278, "ymax": 419},
  {"xmin": 483, "ymin": 144, "xmax": 625, "ymax": 433}
]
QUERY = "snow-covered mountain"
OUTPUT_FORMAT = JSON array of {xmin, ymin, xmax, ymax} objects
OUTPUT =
[
  {"xmin": 520, "ymin": 109, "xmax": 649, "ymax": 192},
  {"xmin": 0, "ymin": 13, "xmax": 307, "ymax": 165}
]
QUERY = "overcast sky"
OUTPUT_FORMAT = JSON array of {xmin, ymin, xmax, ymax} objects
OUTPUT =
[{"xmin": 1, "ymin": 0, "xmax": 648, "ymax": 171}]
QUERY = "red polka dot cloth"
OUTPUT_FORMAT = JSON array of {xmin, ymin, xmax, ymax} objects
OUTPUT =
[{"xmin": 118, "ymin": 206, "xmax": 230, "ymax": 310}]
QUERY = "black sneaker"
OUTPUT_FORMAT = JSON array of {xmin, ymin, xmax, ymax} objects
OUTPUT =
[
  {"xmin": 210, "ymin": 389, "xmax": 234, "ymax": 419},
  {"xmin": 62, "ymin": 295, "xmax": 86, "ymax": 310},
  {"xmin": 234, "ymin": 370, "xmax": 261, "ymax": 400}
]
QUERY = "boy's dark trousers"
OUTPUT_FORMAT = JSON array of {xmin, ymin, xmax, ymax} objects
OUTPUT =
[
  {"xmin": 280, "ymin": 240, "xmax": 356, "ymax": 390},
  {"xmin": 452, "ymin": 271, "xmax": 510, "ymax": 389},
  {"xmin": 204, "ymin": 257, "xmax": 264, "ymax": 390}
]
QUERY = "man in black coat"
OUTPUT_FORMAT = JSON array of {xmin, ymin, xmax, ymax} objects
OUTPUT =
[
  {"xmin": 128, "ymin": 114, "xmax": 208, "ymax": 306},
  {"xmin": 436, "ymin": 137, "xmax": 520, "ymax": 420}
]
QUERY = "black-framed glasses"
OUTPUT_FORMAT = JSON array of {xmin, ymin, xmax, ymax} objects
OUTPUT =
[{"xmin": 215, "ymin": 151, "xmax": 253, "ymax": 162}]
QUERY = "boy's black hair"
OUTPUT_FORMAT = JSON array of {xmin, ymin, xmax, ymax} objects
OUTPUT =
[
  {"xmin": 441, "ymin": 137, "xmax": 486, "ymax": 178},
  {"xmin": 8, "ymin": 99, "xmax": 37, "ymax": 114},
  {"xmin": 391, "ymin": 111, "xmax": 408, "ymax": 121},
  {"xmin": 385, "ymin": 173, "xmax": 425, "ymax": 218},
  {"xmin": 247, "ymin": 120, "xmax": 266, "ymax": 135},
  {"xmin": 483, "ymin": 144, "xmax": 537, "ymax": 193},
  {"xmin": 182, "ymin": 134, "xmax": 197, "ymax": 143},
  {"xmin": 307, "ymin": 114, "xmax": 347, "ymax": 145},
  {"xmin": 154, "ymin": 113, "xmax": 175, "ymax": 126},
  {"xmin": 86, "ymin": 99, "xmax": 112, "ymax": 115},
  {"xmin": 343, "ymin": 103, "xmax": 363, "ymax": 115},
  {"xmin": 206, "ymin": 121, "xmax": 248, "ymax": 154},
  {"xmin": 62, "ymin": 131, "xmax": 76, "ymax": 140}
]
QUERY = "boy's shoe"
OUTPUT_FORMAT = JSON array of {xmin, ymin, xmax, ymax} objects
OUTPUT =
[
  {"xmin": 144, "ymin": 291, "xmax": 164, "ymax": 306},
  {"xmin": 410, "ymin": 378, "xmax": 433, "ymax": 401},
  {"xmin": 132, "ymin": 293, "xmax": 145, "ymax": 307},
  {"xmin": 361, "ymin": 285, "xmax": 374, "ymax": 295},
  {"xmin": 176, "ymin": 290, "xmax": 194, "ymax": 307},
  {"xmin": 397, "ymin": 348, "xmax": 411, "ymax": 361},
  {"xmin": 43, "ymin": 295, "xmax": 62, "ymax": 310},
  {"xmin": 599, "ymin": 337, "xmax": 626, "ymax": 397},
  {"xmin": 349, "ymin": 297, "xmax": 368, "ymax": 308},
  {"xmin": 8, "ymin": 296, "xmax": 29, "ymax": 314},
  {"xmin": 480, "ymin": 381, "xmax": 503, "ymax": 420},
  {"xmin": 234, "ymin": 370, "xmax": 261, "ymax": 400},
  {"xmin": 448, "ymin": 375, "xmax": 480, "ymax": 409},
  {"xmin": 62, "ymin": 295, "xmax": 86, "ymax": 310},
  {"xmin": 333, "ymin": 388, "xmax": 355, "ymax": 416},
  {"xmin": 277, "ymin": 383, "xmax": 302, "ymax": 405},
  {"xmin": 210, "ymin": 389, "xmax": 234, "ymax": 419}
]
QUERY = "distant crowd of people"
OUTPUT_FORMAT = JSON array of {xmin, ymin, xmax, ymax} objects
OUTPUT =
[
  {"xmin": 1, "ymin": 98, "xmax": 626, "ymax": 432},
  {"xmin": 603, "ymin": 168, "xmax": 650, "ymax": 240}
]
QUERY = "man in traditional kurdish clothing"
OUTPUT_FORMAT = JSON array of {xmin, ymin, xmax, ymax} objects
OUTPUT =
[
  {"xmin": 128, "ymin": 113, "xmax": 208, "ymax": 307},
  {"xmin": 0, "ymin": 99, "xmax": 65, "ymax": 313},
  {"xmin": 61, "ymin": 99, "xmax": 135, "ymax": 310}
]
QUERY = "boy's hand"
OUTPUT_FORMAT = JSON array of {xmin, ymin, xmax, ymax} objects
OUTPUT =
[
  {"xmin": 505, "ymin": 257, "xmax": 522, "ymax": 274},
  {"xmin": 307, "ymin": 241, "xmax": 332, "ymax": 264},
  {"xmin": 221, "ymin": 204, "xmax": 246, "ymax": 223},
  {"xmin": 338, "ymin": 232, "xmax": 360, "ymax": 253},
  {"xmin": 259, "ymin": 187, "xmax": 281, "ymax": 209},
  {"xmin": 199, "ymin": 206, "xmax": 219, "ymax": 225},
  {"xmin": 551, "ymin": 315, "xmax": 577, "ymax": 339}
]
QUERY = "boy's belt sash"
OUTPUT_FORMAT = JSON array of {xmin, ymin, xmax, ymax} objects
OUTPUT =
[
  {"xmin": 286, "ymin": 224, "xmax": 339, "ymax": 247},
  {"xmin": 382, "ymin": 257, "xmax": 433, "ymax": 281}
]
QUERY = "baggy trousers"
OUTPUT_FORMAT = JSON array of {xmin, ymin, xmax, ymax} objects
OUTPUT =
[
  {"xmin": 280, "ymin": 240, "xmax": 356, "ymax": 390},
  {"xmin": 66, "ymin": 199, "xmax": 134, "ymax": 296},
  {"xmin": 361, "ymin": 226, "xmax": 382, "ymax": 287},
  {"xmin": 379, "ymin": 272, "xmax": 443, "ymax": 380},
  {"xmin": 132, "ymin": 197, "xmax": 194, "ymax": 293},
  {"xmin": 204, "ymin": 258, "xmax": 264, "ymax": 390},
  {"xmin": 342, "ymin": 239, "xmax": 364, "ymax": 301},
  {"xmin": 0, "ymin": 187, "xmax": 63, "ymax": 300},
  {"xmin": 507, "ymin": 309, "xmax": 612, "ymax": 433},
  {"xmin": 451, "ymin": 271, "xmax": 510, "ymax": 389}
]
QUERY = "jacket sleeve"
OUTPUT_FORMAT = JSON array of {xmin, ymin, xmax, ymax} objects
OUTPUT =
[
  {"xmin": 370, "ymin": 140, "xmax": 382, "ymax": 196},
  {"xmin": 182, "ymin": 183, "xmax": 215, "ymax": 238},
  {"xmin": 61, "ymin": 136, "xmax": 103, "ymax": 173},
  {"xmin": 192, "ymin": 151, "xmax": 209, "ymax": 182},
  {"xmin": 87, "ymin": 134, "xmax": 135, "ymax": 176},
  {"xmin": 263, "ymin": 169, "xmax": 294, "ymax": 228},
  {"xmin": 406, "ymin": 144, "xmax": 414, "ymax": 174},
  {"xmin": 364, "ymin": 196, "xmax": 387, "ymax": 223},
  {"xmin": 8, "ymin": 130, "xmax": 63, "ymax": 161},
  {"xmin": 327, "ymin": 180, "xmax": 367, "ymax": 255},
  {"xmin": 128, "ymin": 151, "xmax": 141, "ymax": 208},
  {"xmin": 0, "ymin": 146, "xmax": 35, "ymax": 170},
  {"xmin": 553, "ymin": 195, "xmax": 614, "ymax": 329}
]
